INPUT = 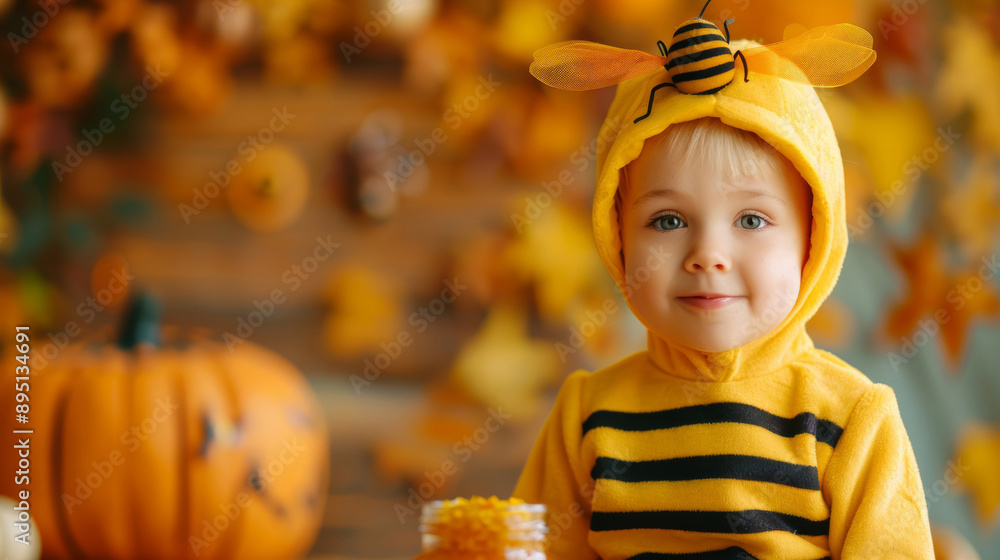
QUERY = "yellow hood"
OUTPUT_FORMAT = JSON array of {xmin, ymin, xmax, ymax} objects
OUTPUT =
[{"xmin": 594, "ymin": 39, "xmax": 848, "ymax": 382}]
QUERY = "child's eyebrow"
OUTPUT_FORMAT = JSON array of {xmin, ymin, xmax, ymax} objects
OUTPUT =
[
  {"xmin": 630, "ymin": 188, "xmax": 788, "ymax": 208},
  {"xmin": 733, "ymin": 189, "xmax": 789, "ymax": 207},
  {"xmin": 631, "ymin": 188, "xmax": 685, "ymax": 208}
]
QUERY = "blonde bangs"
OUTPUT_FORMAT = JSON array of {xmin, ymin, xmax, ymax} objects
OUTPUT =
[{"xmin": 616, "ymin": 117, "xmax": 799, "ymax": 215}]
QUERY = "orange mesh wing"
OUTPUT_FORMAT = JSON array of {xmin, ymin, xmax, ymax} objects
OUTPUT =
[
  {"xmin": 741, "ymin": 23, "xmax": 877, "ymax": 87},
  {"xmin": 529, "ymin": 40, "xmax": 668, "ymax": 91}
]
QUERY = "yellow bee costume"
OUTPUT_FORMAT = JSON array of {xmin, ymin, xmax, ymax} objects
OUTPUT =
[{"xmin": 512, "ymin": 6, "xmax": 936, "ymax": 559}]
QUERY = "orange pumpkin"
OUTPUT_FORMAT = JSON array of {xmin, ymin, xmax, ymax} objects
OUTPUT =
[
  {"xmin": 160, "ymin": 41, "xmax": 233, "ymax": 115},
  {"xmin": 20, "ymin": 8, "xmax": 109, "ymax": 109},
  {"xmin": 0, "ymin": 295, "xmax": 329, "ymax": 559},
  {"xmin": 226, "ymin": 143, "xmax": 310, "ymax": 232}
]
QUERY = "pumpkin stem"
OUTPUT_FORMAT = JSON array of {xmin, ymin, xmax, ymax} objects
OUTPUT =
[
  {"xmin": 258, "ymin": 177, "xmax": 275, "ymax": 198},
  {"xmin": 118, "ymin": 292, "xmax": 161, "ymax": 349}
]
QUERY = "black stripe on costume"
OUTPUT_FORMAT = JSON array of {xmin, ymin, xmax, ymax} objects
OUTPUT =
[
  {"xmin": 672, "ymin": 21, "xmax": 720, "ymax": 37},
  {"xmin": 629, "ymin": 552, "xmax": 831, "ymax": 560},
  {"xmin": 673, "ymin": 61, "xmax": 735, "ymax": 84},
  {"xmin": 591, "ymin": 454, "xmax": 821, "ymax": 490},
  {"xmin": 668, "ymin": 34, "xmax": 728, "ymax": 54},
  {"xmin": 630, "ymin": 548, "xmax": 759, "ymax": 559},
  {"xmin": 665, "ymin": 46, "xmax": 733, "ymax": 71},
  {"xmin": 591, "ymin": 509, "xmax": 830, "ymax": 536},
  {"xmin": 695, "ymin": 83, "xmax": 729, "ymax": 95},
  {"xmin": 628, "ymin": 546, "xmax": 831, "ymax": 560},
  {"xmin": 581, "ymin": 402, "xmax": 844, "ymax": 447}
]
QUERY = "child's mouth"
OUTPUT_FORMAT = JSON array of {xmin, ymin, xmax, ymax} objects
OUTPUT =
[{"xmin": 676, "ymin": 295, "xmax": 742, "ymax": 310}]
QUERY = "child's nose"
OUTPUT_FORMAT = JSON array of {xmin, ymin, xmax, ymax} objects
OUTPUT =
[{"xmin": 683, "ymin": 231, "xmax": 731, "ymax": 273}]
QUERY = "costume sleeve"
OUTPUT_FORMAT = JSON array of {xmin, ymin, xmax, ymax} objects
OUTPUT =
[
  {"xmin": 823, "ymin": 383, "xmax": 935, "ymax": 559},
  {"xmin": 512, "ymin": 370, "xmax": 598, "ymax": 559}
]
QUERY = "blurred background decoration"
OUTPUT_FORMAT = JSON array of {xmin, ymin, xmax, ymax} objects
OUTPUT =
[{"xmin": 0, "ymin": 0, "xmax": 997, "ymax": 558}]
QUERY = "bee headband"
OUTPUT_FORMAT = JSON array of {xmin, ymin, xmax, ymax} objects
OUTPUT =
[{"xmin": 529, "ymin": 0, "xmax": 876, "ymax": 122}]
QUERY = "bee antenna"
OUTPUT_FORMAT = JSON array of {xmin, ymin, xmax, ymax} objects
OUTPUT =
[{"xmin": 699, "ymin": 0, "xmax": 713, "ymax": 18}]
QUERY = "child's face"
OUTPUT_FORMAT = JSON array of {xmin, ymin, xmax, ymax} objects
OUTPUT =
[{"xmin": 620, "ymin": 138, "xmax": 812, "ymax": 353}]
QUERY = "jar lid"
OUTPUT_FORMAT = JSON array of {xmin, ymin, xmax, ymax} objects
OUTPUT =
[{"xmin": 419, "ymin": 496, "xmax": 549, "ymax": 552}]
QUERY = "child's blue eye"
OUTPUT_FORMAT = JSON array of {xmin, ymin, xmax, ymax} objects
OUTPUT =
[
  {"xmin": 738, "ymin": 214, "xmax": 767, "ymax": 230},
  {"xmin": 651, "ymin": 215, "xmax": 685, "ymax": 231}
]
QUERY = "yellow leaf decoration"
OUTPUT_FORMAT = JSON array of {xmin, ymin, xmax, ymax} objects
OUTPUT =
[
  {"xmin": 885, "ymin": 236, "xmax": 1000, "ymax": 372},
  {"xmin": 505, "ymin": 203, "xmax": 604, "ymax": 323},
  {"xmin": 885, "ymin": 236, "xmax": 951, "ymax": 342},
  {"xmin": 936, "ymin": 17, "xmax": 1000, "ymax": 149},
  {"xmin": 941, "ymin": 152, "xmax": 1000, "ymax": 260},
  {"xmin": 846, "ymin": 94, "xmax": 936, "ymax": 225},
  {"xmin": 953, "ymin": 424, "xmax": 1000, "ymax": 530},
  {"xmin": 451, "ymin": 304, "xmax": 561, "ymax": 418}
]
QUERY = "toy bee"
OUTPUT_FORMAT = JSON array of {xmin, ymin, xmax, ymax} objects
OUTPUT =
[{"xmin": 530, "ymin": 0, "xmax": 877, "ymax": 123}]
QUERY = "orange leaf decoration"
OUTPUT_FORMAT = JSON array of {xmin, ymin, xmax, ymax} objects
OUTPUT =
[{"xmin": 885, "ymin": 236, "xmax": 1000, "ymax": 372}]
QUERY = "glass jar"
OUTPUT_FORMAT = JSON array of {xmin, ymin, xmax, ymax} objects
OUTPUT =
[{"xmin": 417, "ymin": 496, "xmax": 548, "ymax": 560}]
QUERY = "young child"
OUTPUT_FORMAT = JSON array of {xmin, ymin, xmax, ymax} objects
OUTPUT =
[{"xmin": 512, "ymin": 28, "xmax": 935, "ymax": 560}]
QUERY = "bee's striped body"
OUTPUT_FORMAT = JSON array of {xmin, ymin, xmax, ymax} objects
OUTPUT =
[
  {"xmin": 631, "ymin": 1, "xmax": 747, "ymax": 120},
  {"xmin": 665, "ymin": 18, "xmax": 736, "ymax": 95}
]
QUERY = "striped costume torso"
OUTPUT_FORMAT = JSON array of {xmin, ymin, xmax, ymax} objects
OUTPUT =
[
  {"xmin": 583, "ymin": 388, "xmax": 841, "ymax": 558},
  {"xmin": 512, "ymin": 343, "xmax": 934, "ymax": 559}
]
